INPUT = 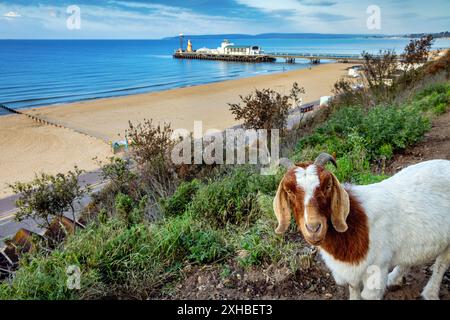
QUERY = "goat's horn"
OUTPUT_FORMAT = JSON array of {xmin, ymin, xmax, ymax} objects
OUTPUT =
[{"xmin": 314, "ymin": 153, "xmax": 337, "ymax": 168}]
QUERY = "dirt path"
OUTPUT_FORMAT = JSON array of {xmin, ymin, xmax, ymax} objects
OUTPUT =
[
  {"xmin": 160, "ymin": 254, "xmax": 449, "ymax": 300},
  {"xmin": 161, "ymin": 110, "xmax": 450, "ymax": 301}
]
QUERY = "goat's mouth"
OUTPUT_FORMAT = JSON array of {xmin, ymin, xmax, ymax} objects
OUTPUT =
[
  {"xmin": 306, "ymin": 238, "xmax": 323, "ymax": 246},
  {"xmin": 301, "ymin": 228, "xmax": 326, "ymax": 246},
  {"xmin": 303, "ymin": 234, "xmax": 325, "ymax": 246}
]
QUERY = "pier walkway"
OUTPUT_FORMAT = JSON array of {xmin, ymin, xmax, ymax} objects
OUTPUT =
[
  {"xmin": 267, "ymin": 52, "xmax": 366, "ymax": 63},
  {"xmin": 173, "ymin": 51, "xmax": 372, "ymax": 64},
  {"xmin": 173, "ymin": 51, "xmax": 276, "ymax": 62}
]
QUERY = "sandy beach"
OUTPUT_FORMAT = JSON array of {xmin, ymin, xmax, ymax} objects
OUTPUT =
[{"xmin": 0, "ymin": 62, "xmax": 349, "ymax": 197}]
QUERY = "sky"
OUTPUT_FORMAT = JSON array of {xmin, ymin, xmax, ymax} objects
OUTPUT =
[{"xmin": 0, "ymin": 0, "xmax": 449, "ymax": 39}]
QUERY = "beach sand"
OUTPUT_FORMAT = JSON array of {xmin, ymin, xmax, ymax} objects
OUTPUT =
[
  {"xmin": 0, "ymin": 62, "xmax": 349, "ymax": 197},
  {"xmin": 0, "ymin": 115, "xmax": 112, "ymax": 198}
]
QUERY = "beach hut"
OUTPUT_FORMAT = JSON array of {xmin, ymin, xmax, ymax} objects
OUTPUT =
[
  {"xmin": 320, "ymin": 96, "xmax": 332, "ymax": 106},
  {"xmin": 348, "ymin": 68, "xmax": 359, "ymax": 78}
]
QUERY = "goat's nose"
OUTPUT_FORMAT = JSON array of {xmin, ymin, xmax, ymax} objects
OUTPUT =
[{"xmin": 306, "ymin": 222, "xmax": 322, "ymax": 233}]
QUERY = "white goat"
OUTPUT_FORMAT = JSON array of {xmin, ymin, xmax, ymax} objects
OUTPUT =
[{"xmin": 273, "ymin": 153, "xmax": 450, "ymax": 300}]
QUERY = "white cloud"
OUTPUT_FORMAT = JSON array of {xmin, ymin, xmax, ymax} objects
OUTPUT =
[
  {"xmin": 234, "ymin": 0, "xmax": 356, "ymax": 33},
  {"xmin": 234, "ymin": 0, "xmax": 303, "ymax": 12},
  {"xmin": 234, "ymin": 0, "xmax": 450, "ymax": 34},
  {"xmin": 4, "ymin": 11, "xmax": 21, "ymax": 18},
  {"xmin": 0, "ymin": 2, "xmax": 274, "ymax": 39},
  {"xmin": 1, "ymin": 0, "xmax": 447, "ymax": 38}
]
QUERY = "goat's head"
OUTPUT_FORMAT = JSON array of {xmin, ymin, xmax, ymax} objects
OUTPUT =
[{"xmin": 273, "ymin": 153, "xmax": 350, "ymax": 246}]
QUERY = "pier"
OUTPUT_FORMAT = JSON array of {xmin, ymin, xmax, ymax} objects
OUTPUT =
[
  {"xmin": 173, "ymin": 51, "xmax": 276, "ymax": 63},
  {"xmin": 173, "ymin": 37, "xmax": 371, "ymax": 64},
  {"xmin": 173, "ymin": 51, "xmax": 369, "ymax": 64}
]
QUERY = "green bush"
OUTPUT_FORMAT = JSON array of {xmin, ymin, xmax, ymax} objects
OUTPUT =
[
  {"xmin": 360, "ymin": 105, "xmax": 430, "ymax": 160},
  {"xmin": 293, "ymin": 89, "xmax": 441, "ymax": 184},
  {"xmin": 114, "ymin": 193, "xmax": 146, "ymax": 226},
  {"xmin": 160, "ymin": 179, "xmax": 201, "ymax": 216},
  {"xmin": 188, "ymin": 167, "xmax": 279, "ymax": 227},
  {"xmin": 320, "ymin": 106, "xmax": 365, "ymax": 137},
  {"xmin": 96, "ymin": 223, "xmax": 154, "ymax": 285},
  {"xmin": 98, "ymin": 157, "xmax": 137, "ymax": 193},
  {"xmin": 296, "ymin": 102, "xmax": 430, "ymax": 168},
  {"xmin": 182, "ymin": 227, "xmax": 230, "ymax": 264},
  {"xmin": 0, "ymin": 219, "xmax": 130, "ymax": 299},
  {"xmin": 115, "ymin": 193, "xmax": 134, "ymax": 216},
  {"xmin": 378, "ymin": 144, "xmax": 394, "ymax": 160},
  {"xmin": 356, "ymin": 172, "xmax": 389, "ymax": 185},
  {"xmin": 238, "ymin": 220, "xmax": 277, "ymax": 267}
]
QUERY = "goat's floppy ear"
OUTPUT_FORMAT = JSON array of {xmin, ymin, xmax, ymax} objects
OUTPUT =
[
  {"xmin": 273, "ymin": 180, "xmax": 291, "ymax": 234},
  {"xmin": 330, "ymin": 173, "xmax": 350, "ymax": 233}
]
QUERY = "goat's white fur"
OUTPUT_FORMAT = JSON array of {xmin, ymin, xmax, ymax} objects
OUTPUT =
[
  {"xmin": 317, "ymin": 159, "xmax": 450, "ymax": 300},
  {"xmin": 294, "ymin": 165, "xmax": 319, "ymax": 223}
]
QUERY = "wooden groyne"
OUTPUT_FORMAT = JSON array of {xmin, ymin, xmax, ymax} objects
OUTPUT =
[
  {"xmin": 1, "ymin": 104, "xmax": 66, "ymax": 129},
  {"xmin": 173, "ymin": 52, "xmax": 276, "ymax": 63},
  {"xmin": 0, "ymin": 104, "xmax": 110, "ymax": 144},
  {"xmin": 0, "ymin": 104, "xmax": 20, "ymax": 115}
]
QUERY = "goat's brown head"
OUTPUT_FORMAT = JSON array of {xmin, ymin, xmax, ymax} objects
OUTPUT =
[{"xmin": 273, "ymin": 153, "xmax": 350, "ymax": 246}]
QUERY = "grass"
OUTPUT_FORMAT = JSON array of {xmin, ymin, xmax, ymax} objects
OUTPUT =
[
  {"xmin": 411, "ymin": 82, "xmax": 450, "ymax": 115},
  {"xmin": 236, "ymin": 194, "xmax": 303, "ymax": 270}
]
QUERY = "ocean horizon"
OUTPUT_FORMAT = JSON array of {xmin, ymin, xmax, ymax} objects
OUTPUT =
[{"xmin": 1, "ymin": 36, "xmax": 449, "ymax": 115}]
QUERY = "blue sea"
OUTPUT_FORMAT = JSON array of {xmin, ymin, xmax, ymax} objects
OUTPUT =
[{"xmin": 1, "ymin": 37, "xmax": 449, "ymax": 115}]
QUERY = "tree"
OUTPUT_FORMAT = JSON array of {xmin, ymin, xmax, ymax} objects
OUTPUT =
[
  {"xmin": 402, "ymin": 35, "xmax": 434, "ymax": 66},
  {"xmin": 228, "ymin": 82, "xmax": 305, "ymax": 135},
  {"xmin": 400, "ymin": 35, "xmax": 434, "ymax": 89},
  {"xmin": 333, "ymin": 37, "xmax": 436, "ymax": 108},
  {"xmin": 9, "ymin": 167, "xmax": 89, "ymax": 231},
  {"xmin": 126, "ymin": 119, "xmax": 178, "ymax": 198},
  {"xmin": 362, "ymin": 50, "xmax": 398, "ymax": 88},
  {"xmin": 333, "ymin": 50, "xmax": 399, "ymax": 107}
]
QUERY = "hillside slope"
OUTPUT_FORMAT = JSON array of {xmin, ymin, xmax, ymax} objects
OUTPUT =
[{"xmin": 167, "ymin": 109, "xmax": 450, "ymax": 300}]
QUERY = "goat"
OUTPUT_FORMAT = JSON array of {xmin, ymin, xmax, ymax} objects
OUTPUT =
[{"xmin": 273, "ymin": 153, "xmax": 450, "ymax": 300}]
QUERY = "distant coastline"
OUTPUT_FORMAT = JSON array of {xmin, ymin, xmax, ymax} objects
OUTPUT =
[
  {"xmin": 162, "ymin": 31, "xmax": 450, "ymax": 40},
  {"xmin": 162, "ymin": 33, "xmax": 383, "ymax": 40}
]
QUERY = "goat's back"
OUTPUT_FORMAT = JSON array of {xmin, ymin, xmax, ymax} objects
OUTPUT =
[{"xmin": 352, "ymin": 159, "xmax": 450, "ymax": 266}]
